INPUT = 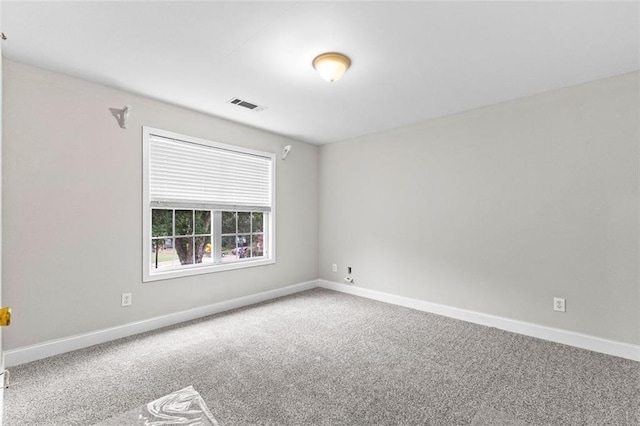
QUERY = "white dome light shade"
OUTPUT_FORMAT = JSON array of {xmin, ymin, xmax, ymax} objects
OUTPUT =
[{"xmin": 312, "ymin": 52, "xmax": 351, "ymax": 82}]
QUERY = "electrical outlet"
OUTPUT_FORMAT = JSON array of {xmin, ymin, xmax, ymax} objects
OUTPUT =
[
  {"xmin": 122, "ymin": 293, "xmax": 132, "ymax": 307},
  {"xmin": 332, "ymin": 264, "xmax": 338, "ymax": 272},
  {"xmin": 553, "ymin": 297, "xmax": 565, "ymax": 312}
]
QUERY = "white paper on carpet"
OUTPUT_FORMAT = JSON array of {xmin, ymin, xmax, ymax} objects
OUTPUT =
[{"xmin": 95, "ymin": 385, "xmax": 219, "ymax": 426}]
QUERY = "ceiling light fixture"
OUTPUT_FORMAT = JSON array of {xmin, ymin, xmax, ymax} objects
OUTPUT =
[{"xmin": 312, "ymin": 52, "xmax": 351, "ymax": 82}]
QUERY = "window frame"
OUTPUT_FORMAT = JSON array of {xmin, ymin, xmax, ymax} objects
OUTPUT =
[{"xmin": 143, "ymin": 127, "xmax": 276, "ymax": 282}]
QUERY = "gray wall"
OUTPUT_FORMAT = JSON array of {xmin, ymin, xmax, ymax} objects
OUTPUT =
[
  {"xmin": 3, "ymin": 58, "xmax": 638, "ymax": 352},
  {"xmin": 2, "ymin": 59, "xmax": 319, "ymax": 350},
  {"xmin": 319, "ymin": 72, "xmax": 639, "ymax": 345}
]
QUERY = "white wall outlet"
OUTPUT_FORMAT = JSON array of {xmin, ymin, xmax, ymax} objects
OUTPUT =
[
  {"xmin": 121, "ymin": 293, "xmax": 132, "ymax": 307},
  {"xmin": 332, "ymin": 263, "xmax": 338, "ymax": 272},
  {"xmin": 553, "ymin": 297, "xmax": 565, "ymax": 312}
]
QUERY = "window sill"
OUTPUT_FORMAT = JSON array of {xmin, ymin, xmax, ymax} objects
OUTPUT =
[{"xmin": 143, "ymin": 258, "xmax": 275, "ymax": 282}]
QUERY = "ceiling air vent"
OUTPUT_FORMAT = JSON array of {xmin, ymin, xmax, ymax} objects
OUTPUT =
[{"xmin": 227, "ymin": 98, "xmax": 267, "ymax": 112}]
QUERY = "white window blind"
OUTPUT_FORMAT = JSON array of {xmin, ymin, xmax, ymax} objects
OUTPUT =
[{"xmin": 149, "ymin": 134, "xmax": 273, "ymax": 211}]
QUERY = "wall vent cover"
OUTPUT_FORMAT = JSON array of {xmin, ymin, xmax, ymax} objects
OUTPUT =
[{"xmin": 227, "ymin": 98, "xmax": 267, "ymax": 112}]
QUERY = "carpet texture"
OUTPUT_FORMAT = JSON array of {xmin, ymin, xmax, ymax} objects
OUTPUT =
[{"xmin": 3, "ymin": 288, "xmax": 639, "ymax": 425}]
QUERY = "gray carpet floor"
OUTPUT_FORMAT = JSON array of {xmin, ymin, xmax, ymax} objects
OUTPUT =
[{"xmin": 3, "ymin": 288, "xmax": 639, "ymax": 425}]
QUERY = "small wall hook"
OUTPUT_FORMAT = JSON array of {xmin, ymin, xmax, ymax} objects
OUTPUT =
[
  {"xmin": 282, "ymin": 145, "xmax": 292, "ymax": 160},
  {"xmin": 122, "ymin": 105, "xmax": 132, "ymax": 129}
]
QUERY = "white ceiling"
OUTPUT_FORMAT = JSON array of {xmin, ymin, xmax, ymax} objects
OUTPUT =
[{"xmin": 2, "ymin": 1, "xmax": 638, "ymax": 145}]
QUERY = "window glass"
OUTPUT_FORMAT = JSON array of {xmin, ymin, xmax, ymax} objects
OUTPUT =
[
  {"xmin": 175, "ymin": 210, "xmax": 193, "ymax": 236},
  {"xmin": 222, "ymin": 211, "xmax": 236, "ymax": 234},
  {"xmin": 197, "ymin": 236, "xmax": 213, "ymax": 265},
  {"xmin": 251, "ymin": 234, "xmax": 264, "ymax": 258},
  {"xmin": 174, "ymin": 237, "xmax": 194, "ymax": 265},
  {"xmin": 221, "ymin": 235, "xmax": 236, "ymax": 263},
  {"xmin": 195, "ymin": 211, "xmax": 211, "ymax": 235},
  {"xmin": 152, "ymin": 209, "xmax": 172, "ymax": 237},
  {"xmin": 252, "ymin": 212, "xmax": 263, "ymax": 233},
  {"xmin": 150, "ymin": 208, "xmax": 269, "ymax": 272},
  {"xmin": 238, "ymin": 212, "xmax": 251, "ymax": 233},
  {"xmin": 150, "ymin": 238, "xmax": 177, "ymax": 270}
]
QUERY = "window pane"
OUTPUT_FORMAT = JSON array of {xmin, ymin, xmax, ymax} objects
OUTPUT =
[
  {"xmin": 174, "ymin": 236, "xmax": 195, "ymax": 265},
  {"xmin": 251, "ymin": 234, "xmax": 264, "ymax": 258},
  {"xmin": 195, "ymin": 236, "xmax": 211, "ymax": 264},
  {"xmin": 151, "ymin": 238, "xmax": 177, "ymax": 269},
  {"xmin": 195, "ymin": 210, "xmax": 211, "ymax": 235},
  {"xmin": 252, "ymin": 212, "xmax": 263, "ymax": 232},
  {"xmin": 221, "ymin": 235, "xmax": 236, "ymax": 262},
  {"xmin": 238, "ymin": 212, "xmax": 251, "ymax": 233},
  {"xmin": 236, "ymin": 235, "xmax": 248, "ymax": 248},
  {"xmin": 235, "ymin": 242, "xmax": 249, "ymax": 259},
  {"xmin": 152, "ymin": 209, "xmax": 173, "ymax": 237},
  {"xmin": 175, "ymin": 210, "xmax": 193, "ymax": 236},
  {"xmin": 222, "ymin": 211, "xmax": 236, "ymax": 234}
]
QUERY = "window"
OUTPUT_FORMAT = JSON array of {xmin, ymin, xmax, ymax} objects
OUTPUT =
[{"xmin": 143, "ymin": 127, "xmax": 275, "ymax": 281}]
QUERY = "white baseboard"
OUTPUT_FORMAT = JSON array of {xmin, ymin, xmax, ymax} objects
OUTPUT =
[
  {"xmin": 6, "ymin": 278, "xmax": 638, "ymax": 367},
  {"xmin": 4, "ymin": 280, "xmax": 318, "ymax": 367},
  {"xmin": 318, "ymin": 279, "xmax": 640, "ymax": 362}
]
